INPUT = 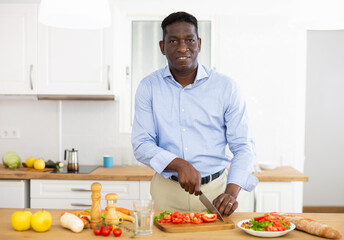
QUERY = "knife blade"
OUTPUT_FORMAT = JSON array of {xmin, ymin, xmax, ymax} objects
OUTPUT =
[{"xmin": 199, "ymin": 191, "xmax": 224, "ymax": 222}]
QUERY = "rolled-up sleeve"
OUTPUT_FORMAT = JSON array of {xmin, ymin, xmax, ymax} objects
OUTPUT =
[
  {"xmin": 131, "ymin": 79, "xmax": 178, "ymax": 173},
  {"xmin": 225, "ymin": 84, "xmax": 258, "ymax": 191}
]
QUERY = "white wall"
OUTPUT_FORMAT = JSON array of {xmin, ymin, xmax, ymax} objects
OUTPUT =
[
  {"xmin": 0, "ymin": 100, "xmax": 137, "ymax": 166},
  {"xmin": 304, "ymin": 30, "xmax": 344, "ymax": 206}
]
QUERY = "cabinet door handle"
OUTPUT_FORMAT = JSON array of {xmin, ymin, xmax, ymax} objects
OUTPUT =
[
  {"xmin": 29, "ymin": 64, "xmax": 34, "ymax": 90},
  {"xmin": 107, "ymin": 65, "xmax": 111, "ymax": 90},
  {"xmin": 71, "ymin": 188, "xmax": 92, "ymax": 192},
  {"xmin": 71, "ymin": 203, "xmax": 92, "ymax": 207}
]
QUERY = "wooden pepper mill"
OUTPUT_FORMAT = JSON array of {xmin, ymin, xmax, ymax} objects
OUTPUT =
[
  {"xmin": 90, "ymin": 182, "xmax": 102, "ymax": 229},
  {"xmin": 104, "ymin": 193, "xmax": 119, "ymax": 225}
]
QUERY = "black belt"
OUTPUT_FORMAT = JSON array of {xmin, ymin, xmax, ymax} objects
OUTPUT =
[{"xmin": 170, "ymin": 169, "xmax": 225, "ymax": 185}]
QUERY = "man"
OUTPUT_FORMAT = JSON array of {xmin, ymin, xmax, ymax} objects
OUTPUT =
[{"xmin": 131, "ymin": 11, "xmax": 258, "ymax": 216}]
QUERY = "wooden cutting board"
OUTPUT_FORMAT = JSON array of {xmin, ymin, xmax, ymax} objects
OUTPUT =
[{"xmin": 154, "ymin": 217, "xmax": 235, "ymax": 233}]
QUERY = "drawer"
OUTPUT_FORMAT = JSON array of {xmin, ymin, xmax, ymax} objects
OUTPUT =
[
  {"xmin": 31, "ymin": 180, "xmax": 139, "ymax": 200},
  {"xmin": 31, "ymin": 198, "xmax": 133, "ymax": 210}
]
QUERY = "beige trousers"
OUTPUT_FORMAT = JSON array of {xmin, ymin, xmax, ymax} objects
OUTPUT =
[{"xmin": 150, "ymin": 171, "xmax": 227, "ymax": 212}]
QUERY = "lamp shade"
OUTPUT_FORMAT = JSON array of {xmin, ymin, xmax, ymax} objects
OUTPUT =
[
  {"xmin": 38, "ymin": 0, "xmax": 111, "ymax": 29},
  {"xmin": 291, "ymin": 0, "xmax": 344, "ymax": 30}
]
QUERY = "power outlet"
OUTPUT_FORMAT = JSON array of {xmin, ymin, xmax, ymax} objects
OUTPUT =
[{"xmin": 0, "ymin": 128, "xmax": 20, "ymax": 138}]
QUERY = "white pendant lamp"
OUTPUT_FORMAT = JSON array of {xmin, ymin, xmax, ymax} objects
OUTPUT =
[
  {"xmin": 39, "ymin": 0, "xmax": 111, "ymax": 29},
  {"xmin": 291, "ymin": 0, "xmax": 344, "ymax": 30}
]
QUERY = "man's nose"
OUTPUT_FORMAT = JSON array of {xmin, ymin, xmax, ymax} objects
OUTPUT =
[{"xmin": 177, "ymin": 41, "xmax": 189, "ymax": 52}]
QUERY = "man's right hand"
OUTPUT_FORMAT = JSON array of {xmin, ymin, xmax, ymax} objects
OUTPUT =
[{"xmin": 166, "ymin": 158, "xmax": 202, "ymax": 196}]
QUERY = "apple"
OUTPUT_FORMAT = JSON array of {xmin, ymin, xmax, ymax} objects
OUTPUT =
[
  {"xmin": 31, "ymin": 210, "xmax": 52, "ymax": 232},
  {"xmin": 11, "ymin": 211, "xmax": 32, "ymax": 231}
]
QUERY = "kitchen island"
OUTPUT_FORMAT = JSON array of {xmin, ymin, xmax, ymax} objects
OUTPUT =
[{"xmin": 1, "ymin": 209, "xmax": 342, "ymax": 240}]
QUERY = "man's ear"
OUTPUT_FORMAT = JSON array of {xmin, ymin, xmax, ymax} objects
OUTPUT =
[
  {"xmin": 198, "ymin": 38, "xmax": 202, "ymax": 53},
  {"xmin": 159, "ymin": 41, "xmax": 165, "ymax": 55}
]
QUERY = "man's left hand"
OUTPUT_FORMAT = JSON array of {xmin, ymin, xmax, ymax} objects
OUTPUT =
[{"xmin": 213, "ymin": 183, "xmax": 241, "ymax": 216}]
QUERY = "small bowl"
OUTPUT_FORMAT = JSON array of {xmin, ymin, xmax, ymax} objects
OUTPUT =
[{"xmin": 259, "ymin": 161, "xmax": 278, "ymax": 170}]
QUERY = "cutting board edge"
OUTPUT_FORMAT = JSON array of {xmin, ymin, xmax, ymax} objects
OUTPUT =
[{"xmin": 154, "ymin": 219, "xmax": 235, "ymax": 233}]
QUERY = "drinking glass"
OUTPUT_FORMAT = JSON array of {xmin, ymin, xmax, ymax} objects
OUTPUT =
[{"xmin": 133, "ymin": 199, "xmax": 154, "ymax": 235}]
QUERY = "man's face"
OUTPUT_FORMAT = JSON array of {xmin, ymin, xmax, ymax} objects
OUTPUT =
[{"xmin": 159, "ymin": 22, "xmax": 201, "ymax": 74}]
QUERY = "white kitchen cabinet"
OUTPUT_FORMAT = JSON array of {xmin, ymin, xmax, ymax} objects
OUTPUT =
[
  {"xmin": 0, "ymin": 4, "xmax": 37, "ymax": 95},
  {"xmin": 0, "ymin": 3, "xmax": 115, "ymax": 98},
  {"xmin": 236, "ymin": 190, "xmax": 255, "ymax": 212},
  {"xmin": 36, "ymin": 23, "xmax": 113, "ymax": 97},
  {"xmin": 37, "ymin": 15, "xmax": 113, "ymax": 96},
  {"xmin": 254, "ymin": 182, "xmax": 303, "ymax": 213},
  {"xmin": 30, "ymin": 180, "xmax": 151, "ymax": 210},
  {"xmin": 0, "ymin": 180, "xmax": 30, "ymax": 208}
]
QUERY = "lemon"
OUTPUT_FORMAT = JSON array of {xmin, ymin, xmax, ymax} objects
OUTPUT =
[
  {"xmin": 31, "ymin": 210, "xmax": 52, "ymax": 232},
  {"xmin": 34, "ymin": 159, "xmax": 45, "ymax": 170},
  {"xmin": 11, "ymin": 211, "xmax": 32, "ymax": 231},
  {"xmin": 25, "ymin": 158, "xmax": 36, "ymax": 168}
]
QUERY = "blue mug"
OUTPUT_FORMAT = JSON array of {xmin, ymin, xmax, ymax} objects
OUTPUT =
[{"xmin": 103, "ymin": 155, "xmax": 114, "ymax": 168}]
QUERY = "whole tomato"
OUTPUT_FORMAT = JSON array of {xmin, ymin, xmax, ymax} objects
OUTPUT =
[
  {"xmin": 102, "ymin": 226, "xmax": 111, "ymax": 236},
  {"xmin": 93, "ymin": 226, "xmax": 102, "ymax": 236},
  {"xmin": 113, "ymin": 228, "xmax": 122, "ymax": 237}
]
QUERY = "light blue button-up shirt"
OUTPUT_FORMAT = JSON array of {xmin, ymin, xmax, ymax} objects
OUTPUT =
[{"xmin": 131, "ymin": 64, "xmax": 258, "ymax": 191}]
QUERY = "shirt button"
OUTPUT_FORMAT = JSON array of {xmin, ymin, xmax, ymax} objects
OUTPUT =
[
  {"xmin": 181, "ymin": 108, "xmax": 185, "ymax": 112},
  {"xmin": 182, "ymin": 128, "xmax": 186, "ymax": 131},
  {"xmin": 185, "ymin": 147, "xmax": 188, "ymax": 151}
]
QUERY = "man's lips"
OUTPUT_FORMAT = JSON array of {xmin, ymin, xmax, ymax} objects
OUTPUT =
[{"xmin": 176, "ymin": 56, "xmax": 190, "ymax": 60}]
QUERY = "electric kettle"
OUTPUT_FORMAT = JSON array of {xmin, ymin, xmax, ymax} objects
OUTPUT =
[{"xmin": 64, "ymin": 148, "xmax": 79, "ymax": 172}]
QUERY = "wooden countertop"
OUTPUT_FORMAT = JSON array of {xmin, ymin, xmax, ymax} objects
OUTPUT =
[
  {"xmin": 0, "ymin": 165, "xmax": 156, "ymax": 181},
  {"xmin": 0, "ymin": 209, "xmax": 342, "ymax": 240},
  {"xmin": 0, "ymin": 165, "xmax": 308, "ymax": 182},
  {"xmin": 253, "ymin": 166, "xmax": 308, "ymax": 182}
]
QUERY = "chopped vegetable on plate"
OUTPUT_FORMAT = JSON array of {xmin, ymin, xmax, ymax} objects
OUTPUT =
[
  {"xmin": 238, "ymin": 213, "xmax": 295, "ymax": 238},
  {"xmin": 241, "ymin": 213, "xmax": 291, "ymax": 231}
]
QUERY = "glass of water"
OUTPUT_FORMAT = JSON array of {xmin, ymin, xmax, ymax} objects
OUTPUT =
[{"xmin": 133, "ymin": 199, "xmax": 155, "ymax": 235}]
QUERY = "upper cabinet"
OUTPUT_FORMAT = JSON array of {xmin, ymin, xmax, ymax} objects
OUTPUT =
[
  {"xmin": 0, "ymin": 4, "xmax": 37, "ymax": 95},
  {"xmin": 37, "ymin": 21, "xmax": 113, "ymax": 97},
  {"xmin": 0, "ymin": 4, "xmax": 115, "ymax": 99}
]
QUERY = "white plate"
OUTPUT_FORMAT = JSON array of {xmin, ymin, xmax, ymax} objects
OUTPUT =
[{"xmin": 237, "ymin": 219, "xmax": 295, "ymax": 238}]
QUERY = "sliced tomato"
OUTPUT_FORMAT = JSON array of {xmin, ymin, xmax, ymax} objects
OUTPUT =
[
  {"xmin": 192, "ymin": 216, "xmax": 202, "ymax": 224},
  {"xmin": 172, "ymin": 217, "xmax": 183, "ymax": 224},
  {"xmin": 254, "ymin": 215, "xmax": 267, "ymax": 221},
  {"xmin": 162, "ymin": 213, "xmax": 172, "ymax": 222},
  {"xmin": 201, "ymin": 213, "xmax": 217, "ymax": 223},
  {"xmin": 265, "ymin": 225, "xmax": 285, "ymax": 232},
  {"xmin": 183, "ymin": 213, "xmax": 191, "ymax": 223},
  {"xmin": 172, "ymin": 211, "xmax": 183, "ymax": 218},
  {"xmin": 159, "ymin": 218, "xmax": 171, "ymax": 223}
]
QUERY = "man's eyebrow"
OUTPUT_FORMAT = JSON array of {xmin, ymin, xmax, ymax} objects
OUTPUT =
[{"xmin": 167, "ymin": 34, "xmax": 196, "ymax": 39}]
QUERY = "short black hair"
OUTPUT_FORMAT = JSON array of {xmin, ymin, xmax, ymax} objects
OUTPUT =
[{"xmin": 161, "ymin": 11, "xmax": 198, "ymax": 41}]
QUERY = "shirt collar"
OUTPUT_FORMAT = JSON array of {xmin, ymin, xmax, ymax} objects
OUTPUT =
[{"xmin": 162, "ymin": 63, "xmax": 209, "ymax": 84}]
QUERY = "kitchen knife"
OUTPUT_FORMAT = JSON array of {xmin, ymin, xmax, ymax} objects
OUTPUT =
[{"xmin": 199, "ymin": 191, "xmax": 224, "ymax": 222}]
